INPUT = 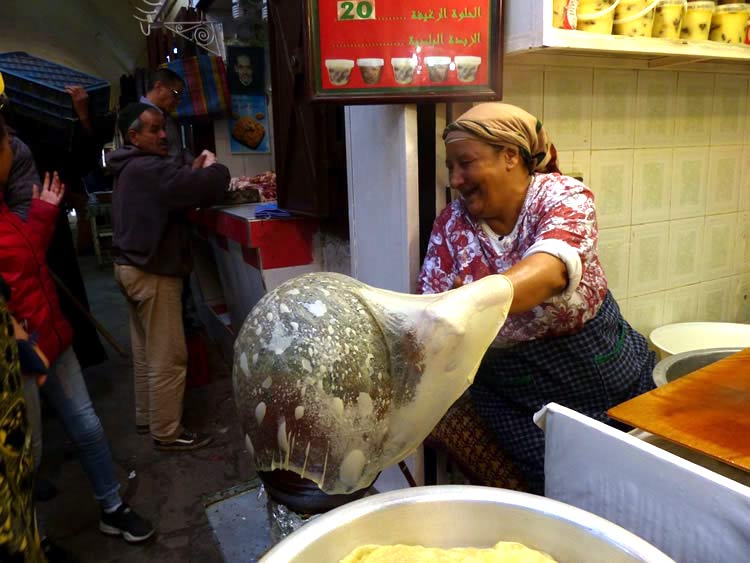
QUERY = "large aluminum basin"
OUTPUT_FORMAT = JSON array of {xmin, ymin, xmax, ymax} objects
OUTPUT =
[
  {"xmin": 260, "ymin": 486, "xmax": 674, "ymax": 562},
  {"xmin": 649, "ymin": 322, "xmax": 750, "ymax": 359},
  {"xmin": 652, "ymin": 347, "xmax": 744, "ymax": 386}
]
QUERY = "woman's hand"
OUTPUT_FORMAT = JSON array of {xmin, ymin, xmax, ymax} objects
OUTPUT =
[{"xmin": 32, "ymin": 172, "xmax": 65, "ymax": 207}]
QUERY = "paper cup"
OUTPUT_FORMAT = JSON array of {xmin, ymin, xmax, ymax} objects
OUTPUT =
[
  {"xmin": 424, "ymin": 56, "xmax": 451, "ymax": 83},
  {"xmin": 454, "ymin": 56, "xmax": 482, "ymax": 82},
  {"xmin": 325, "ymin": 59, "xmax": 355, "ymax": 86},
  {"xmin": 356, "ymin": 58, "xmax": 385, "ymax": 85},
  {"xmin": 391, "ymin": 58, "xmax": 417, "ymax": 85}
]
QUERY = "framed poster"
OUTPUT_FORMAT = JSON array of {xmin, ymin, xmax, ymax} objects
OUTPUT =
[
  {"xmin": 227, "ymin": 45, "xmax": 266, "ymax": 95},
  {"xmin": 229, "ymin": 94, "xmax": 271, "ymax": 154},
  {"xmin": 305, "ymin": 0, "xmax": 502, "ymax": 102}
]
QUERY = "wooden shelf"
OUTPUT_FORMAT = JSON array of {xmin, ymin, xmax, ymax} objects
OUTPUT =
[{"xmin": 504, "ymin": 0, "xmax": 750, "ymax": 73}]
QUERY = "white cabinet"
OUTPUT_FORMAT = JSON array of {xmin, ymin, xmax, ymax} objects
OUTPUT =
[{"xmin": 505, "ymin": 0, "xmax": 750, "ymax": 73}]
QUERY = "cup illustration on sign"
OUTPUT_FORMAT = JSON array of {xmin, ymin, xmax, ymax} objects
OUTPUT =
[
  {"xmin": 454, "ymin": 56, "xmax": 482, "ymax": 82},
  {"xmin": 424, "ymin": 56, "xmax": 452, "ymax": 83},
  {"xmin": 325, "ymin": 59, "xmax": 355, "ymax": 86},
  {"xmin": 357, "ymin": 58, "xmax": 385, "ymax": 84},
  {"xmin": 391, "ymin": 58, "xmax": 417, "ymax": 85}
]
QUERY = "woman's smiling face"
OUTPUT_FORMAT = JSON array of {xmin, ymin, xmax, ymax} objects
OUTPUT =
[{"xmin": 445, "ymin": 138, "xmax": 508, "ymax": 220}]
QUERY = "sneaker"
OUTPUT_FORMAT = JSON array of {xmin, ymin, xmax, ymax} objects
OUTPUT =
[
  {"xmin": 99, "ymin": 503, "xmax": 155, "ymax": 543},
  {"xmin": 136, "ymin": 424, "xmax": 149, "ymax": 435},
  {"xmin": 153, "ymin": 430, "xmax": 213, "ymax": 452}
]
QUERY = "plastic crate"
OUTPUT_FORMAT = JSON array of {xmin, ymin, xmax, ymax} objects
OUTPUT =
[{"xmin": 0, "ymin": 51, "xmax": 110, "ymax": 120}]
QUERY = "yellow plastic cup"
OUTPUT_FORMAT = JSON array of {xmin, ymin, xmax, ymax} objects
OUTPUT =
[
  {"xmin": 709, "ymin": 2, "xmax": 750, "ymax": 42},
  {"xmin": 614, "ymin": 0, "xmax": 661, "ymax": 36},
  {"xmin": 652, "ymin": 0, "xmax": 687, "ymax": 37},
  {"xmin": 578, "ymin": 0, "xmax": 621, "ymax": 33},
  {"xmin": 680, "ymin": 1, "xmax": 716, "ymax": 39}
]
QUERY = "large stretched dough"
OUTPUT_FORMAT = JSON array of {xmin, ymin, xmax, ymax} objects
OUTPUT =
[
  {"xmin": 233, "ymin": 272, "xmax": 513, "ymax": 494},
  {"xmin": 340, "ymin": 541, "xmax": 557, "ymax": 562}
]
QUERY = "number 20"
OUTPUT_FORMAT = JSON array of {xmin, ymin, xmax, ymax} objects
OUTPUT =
[{"xmin": 340, "ymin": 0, "xmax": 374, "ymax": 20}]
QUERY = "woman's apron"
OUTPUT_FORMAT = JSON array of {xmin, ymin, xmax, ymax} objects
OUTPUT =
[{"xmin": 470, "ymin": 291, "xmax": 656, "ymax": 494}]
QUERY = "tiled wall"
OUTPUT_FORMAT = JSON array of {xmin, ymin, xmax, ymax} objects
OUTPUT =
[{"xmin": 502, "ymin": 65, "xmax": 750, "ymax": 338}]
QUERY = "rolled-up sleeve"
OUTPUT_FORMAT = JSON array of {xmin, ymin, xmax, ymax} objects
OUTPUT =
[{"xmin": 524, "ymin": 187, "xmax": 597, "ymax": 297}]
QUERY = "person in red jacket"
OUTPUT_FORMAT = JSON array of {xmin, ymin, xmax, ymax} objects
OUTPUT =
[{"xmin": 0, "ymin": 115, "xmax": 155, "ymax": 547}]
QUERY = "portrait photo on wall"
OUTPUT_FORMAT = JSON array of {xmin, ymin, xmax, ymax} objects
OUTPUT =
[
  {"xmin": 227, "ymin": 45, "xmax": 265, "ymax": 95},
  {"xmin": 229, "ymin": 94, "xmax": 270, "ymax": 154}
]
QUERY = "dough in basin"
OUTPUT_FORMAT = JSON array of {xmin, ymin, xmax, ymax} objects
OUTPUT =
[{"xmin": 340, "ymin": 541, "xmax": 557, "ymax": 562}]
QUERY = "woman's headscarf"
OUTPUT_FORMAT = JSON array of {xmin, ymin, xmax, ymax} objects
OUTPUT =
[{"xmin": 443, "ymin": 103, "xmax": 559, "ymax": 174}]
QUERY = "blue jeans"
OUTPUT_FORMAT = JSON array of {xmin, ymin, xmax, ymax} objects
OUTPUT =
[{"xmin": 24, "ymin": 347, "xmax": 121, "ymax": 510}]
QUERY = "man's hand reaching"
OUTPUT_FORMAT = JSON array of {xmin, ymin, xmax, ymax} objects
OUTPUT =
[
  {"xmin": 192, "ymin": 150, "xmax": 217, "ymax": 169},
  {"xmin": 32, "ymin": 172, "xmax": 65, "ymax": 207}
]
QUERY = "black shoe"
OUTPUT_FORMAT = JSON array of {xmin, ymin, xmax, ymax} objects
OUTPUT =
[
  {"xmin": 136, "ymin": 424, "xmax": 149, "ymax": 435},
  {"xmin": 153, "ymin": 430, "xmax": 213, "ymax": 452},
  {"xmin": 41, "ymin": 537, "xmax": 79, "ymax": 563},
  {"xmin": 99, "ymin": 503, "xmax": 155, "ymax": 543}
]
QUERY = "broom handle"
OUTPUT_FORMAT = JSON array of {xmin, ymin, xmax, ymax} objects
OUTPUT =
[{"xmin": 49, "ymin": 271, "xmax": 128, "ymax": 358}]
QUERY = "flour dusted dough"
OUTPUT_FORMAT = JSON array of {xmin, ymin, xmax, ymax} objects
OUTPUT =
[
  {"xmin": 233, "ymin": 272, "xmax": 514, "ymax": 494},
  {"xmin": 341, "ymin": 541, "xmax": 557, "ymax": 562}
]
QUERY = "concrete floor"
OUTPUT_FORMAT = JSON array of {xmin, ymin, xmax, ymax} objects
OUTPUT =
[{"xmin": 37, "ymin": 257, "xmax": 257, "ymax": 562}]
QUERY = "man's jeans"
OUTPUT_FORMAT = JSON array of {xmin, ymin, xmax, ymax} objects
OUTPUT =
[{"xmin": 23, "ymin": 347, "xmax": 121, "ymax": 510}]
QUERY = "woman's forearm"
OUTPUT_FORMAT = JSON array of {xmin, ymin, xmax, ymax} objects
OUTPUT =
[{"xmin": 503, "ymin": 253, "xmax": 567, "ymax": 313}]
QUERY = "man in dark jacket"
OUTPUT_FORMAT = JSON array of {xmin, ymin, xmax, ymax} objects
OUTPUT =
[{"xmin": 109, "ymin": 103, "xmax": 228, "ymax": 451}]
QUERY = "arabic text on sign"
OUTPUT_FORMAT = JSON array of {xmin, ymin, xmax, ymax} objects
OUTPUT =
[{"xmin": 337, "ymin": 0, "xmax": 376, "ymax": 21}]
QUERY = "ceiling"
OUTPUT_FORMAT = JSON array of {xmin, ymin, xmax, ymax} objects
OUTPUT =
[{"xmin": 0, "ymin": 0, "xmax": 149, "ymax": 86}]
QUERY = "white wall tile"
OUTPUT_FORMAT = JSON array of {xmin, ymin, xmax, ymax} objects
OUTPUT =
[
  {"xmin": 707, "ymin": 146, "xmax": 741, "ymax": 215},
  {"xmin": 626, "ymin": 292, "xmax": 665, "ymax": 339},
  {"xmin": 543, "ymin": 67, "xmax": 593, "ymax": 150},
  {"xmin": 667, "ymin": 217, "xmax": 704, "ymax": 288},
  {"xmin": 733, "ymin": 274, "xmax": 750, "ymax": 323},
  {"xmin": 662, "ymin": 285, "xmax": 700, "ymax": 325},
  {"xmin": 740, "ymin": 146, "xmax": 750, "ymax": 211},
  {"xmin": 618, "ymin": 298, "xmax": 630, "ymax": 320},
  {"xmin": 702, "ymin": 213, "xmax": 737, "ymax": 281},
  {"xmin": 592, "ymin": 69, "xmax": 637, "ymax": 149},
  {"xmin": 736, "ymin": 211, "xmax": 750, "ymax": 274},
  {"xmin": 503, "ymin": 65, "xmax": 545, "ymax": 122},
  {"xmin": 711, "ymin": 76, "xmax": 747, "ymax": 146},
  {"xmin": 671, "ymin": 147, "xmax": 709, "ymax": 220},
  {"xmin": 698, "ymin": 278, "xmax": 733, "ymax": 321},
  {"xmin": 632, "ymin": 149, "xmax": 672, "ymax": 224},
  {"xmin": 571, "ymin": 150, "xmax": 592, "ymax": 184},
  {"xmin": 635, "ymin": 71, "xmax": 676, "ymax": 148},
  {"xmin": 628, "ymin": 222, "xmax": 669, "ymax": 297},
  {"xmin": 674, "ymin": 72, "xmax": 715, "ymax": 147},
  {"xmin": 589, "ymin": 149, "xmax": 633, "ymax": 228},
  {"xmin": 557, "ymin": 150, "xmax": 573, "ymax": 175},
  {"xmin": 598, "ymin": 226, "xmax": 631, "ymax": 300}
]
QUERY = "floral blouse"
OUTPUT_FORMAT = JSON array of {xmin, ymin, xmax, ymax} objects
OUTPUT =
[{"xmin": 417, "ymin": 173, "xmax": 608, "ymax": 345}]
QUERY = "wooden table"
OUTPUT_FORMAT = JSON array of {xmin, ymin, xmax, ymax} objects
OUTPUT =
[{"xmin": 608, "ymin": 349, "xmax": 750, "ymax": 471}]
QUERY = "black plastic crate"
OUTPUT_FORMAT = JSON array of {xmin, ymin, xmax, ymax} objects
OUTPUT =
[{"xmin": 0, "ymin": 51, "xmax": 110, "ymax": 120}]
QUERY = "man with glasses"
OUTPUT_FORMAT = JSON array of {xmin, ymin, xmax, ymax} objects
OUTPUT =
[{"xmin": 140, "ymin": 68, "xmax": 192, "ymax": 166}]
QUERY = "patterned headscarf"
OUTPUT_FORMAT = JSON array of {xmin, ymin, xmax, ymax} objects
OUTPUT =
[{"xmin": 443, "ymin": 103, "xmax": 559, "ymax": 174}]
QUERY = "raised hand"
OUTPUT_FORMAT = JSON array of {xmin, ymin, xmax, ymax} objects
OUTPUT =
[
  {"xmin": 65, "ymin": 85, "xmax": 89, "ymax": 119},
  {"xmin": 32, "ymin": 172, "xmax": 65, "ymax": 207}
]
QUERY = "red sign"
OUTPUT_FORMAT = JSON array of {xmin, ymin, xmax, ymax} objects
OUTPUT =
[{"xmin": 307, "ymin": 0, "xmax": 501, "ymax": 101}]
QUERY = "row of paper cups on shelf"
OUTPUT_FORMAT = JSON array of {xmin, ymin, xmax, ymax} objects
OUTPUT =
[
  {"xmin": 325, "ymin": 55, "xmax": 482, "ymax": 86},
  {"xmin": 554, "ymin": 0, "xmax": 750, "ymax": 44}
]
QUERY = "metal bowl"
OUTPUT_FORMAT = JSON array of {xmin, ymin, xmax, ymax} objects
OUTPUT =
[
  {"xmin": 260, "ymin": 485, "xmax": 674, "ymax": 562},
  {"xmin": 652, "ymin": 347, "xmax": 743, "ymax": 387}
]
